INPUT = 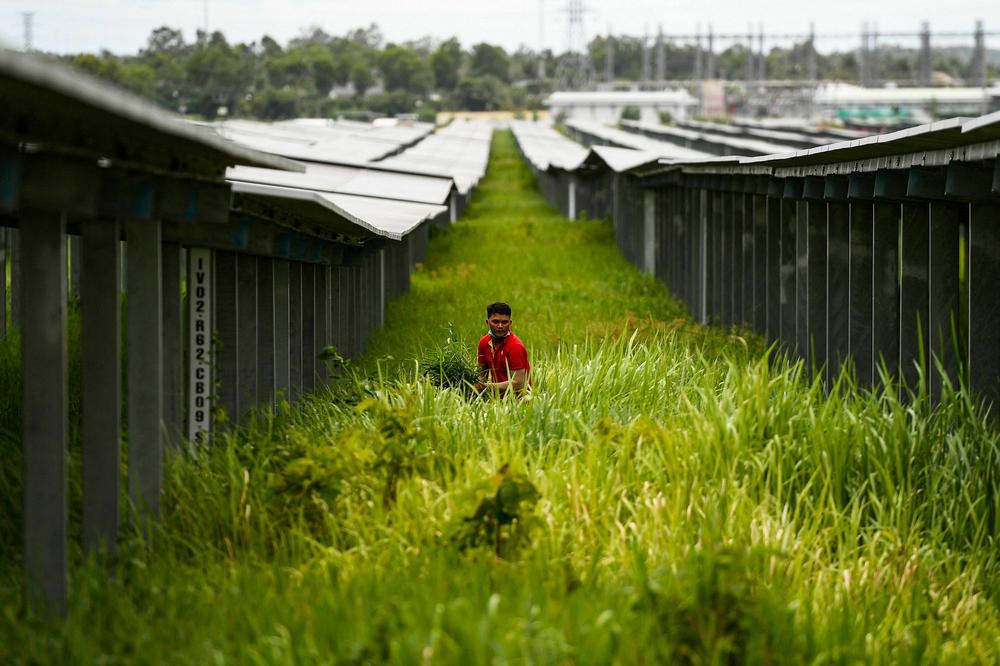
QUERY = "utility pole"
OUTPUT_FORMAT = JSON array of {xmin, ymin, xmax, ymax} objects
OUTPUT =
[
  {"xmin": 807, "ymin": 23, "xmax": 817, "ymax": 84},
  {"xmin": 918, "ymin": 21, "xmax": 932, "ymax": 84},
  {"xmin": 870, "ymin": 24, "xmax": 880, "ymax": 85},
  {"xmin": 859, "ymin": 22, "xmax": 869, "ymax": 86},
  {"xmin": 973, "ymin": 19, "xmax": 986, "ymax": 87},
  {"xmin": 641, "ymin": 26, "xmax": 651, "ymax": 83},
  {"xmin": 538, "ymin": 0, "xmax": 547, "ymax": 79},
  {"xmin": 706, "ymin": 25, "xmax": 715, "ymax": 79},
  {"xmin": 605, "ymin": 26, "xmax": 614, "ymax": 82},
  {"xmin": 758, "ymin": 25, "xmax": 765, "ymax": 81},
  {"xmin": 22, "ymin": 11, "xmax": 34, "ymax": 52},
  {"xmin": 656, "ymin": 25, "xmax": 666, "ymax": 82},
  {"xmin": 746, "ymin": 25, "xmax": 754, "ymax": 83},
  {"xmin": 807, "ymin": 23, "xmax": 817, "ymax": 116},
  {"xmin": 694, "ymin": 26, "xmax": 703, "ymax": 82}
]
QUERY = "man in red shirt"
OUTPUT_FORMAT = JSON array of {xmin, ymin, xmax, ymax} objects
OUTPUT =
[{"xmin": 474, "ymin": 302, "xmax": 530, "ymax": 395}]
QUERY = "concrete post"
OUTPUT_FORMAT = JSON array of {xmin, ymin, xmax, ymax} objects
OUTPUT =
[
  {"xmin": 21, "ymin": 210, "xmax": 68, "ymax": 615},
  {"xmin": 81, "ymin": 218, "xmax": 121, "ymax": 555},
  {"xmin": 125, "ymin": 218, "xmax": 163, "ymax": 519}
]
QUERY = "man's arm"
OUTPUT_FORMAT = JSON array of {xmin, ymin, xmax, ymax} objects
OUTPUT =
[
  {"xmin": 483, "ymin": 368, "xmax": 527, "ymax": 393},
  {"xmin": 473, "ymin": 362, "xmax": 490, "ymax": 393}
]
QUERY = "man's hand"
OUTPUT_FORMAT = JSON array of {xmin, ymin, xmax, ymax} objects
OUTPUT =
[{"xmin": 472, "ymin": 382, "xmax": 486, "ymax": 394}]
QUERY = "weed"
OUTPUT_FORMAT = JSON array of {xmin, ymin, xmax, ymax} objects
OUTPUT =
[
  {"xmin": 419, "ymin": 324, "xmax": 480, "ymax": 390},
  {"xmin": 453, "ymin": 464, "xmax": 541, "ymax": 559}
]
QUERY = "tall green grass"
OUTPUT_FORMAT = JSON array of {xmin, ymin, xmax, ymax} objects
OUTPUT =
[{"xmin": 2, "ymin": 131, "xmax": 999, "ymax": 663}]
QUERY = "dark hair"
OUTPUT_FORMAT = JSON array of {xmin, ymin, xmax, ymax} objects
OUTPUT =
[{"xmin": 486, "ymin": 301, "xmax": 512, "ymax": 317}]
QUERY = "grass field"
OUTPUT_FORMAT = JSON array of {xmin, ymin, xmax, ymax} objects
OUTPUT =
[{"xmin": 2, "ymin": 130, "xmax": 1000, "ymax": 663}]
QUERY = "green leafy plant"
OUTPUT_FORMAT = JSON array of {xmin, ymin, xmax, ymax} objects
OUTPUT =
[
  {"xmin": 620, "ymin": 105, "xmax": 641, "ymax": 121},
  {"xmin": 357, "ymin": 396, "xmax": 447, "ymax": 509},
  {"xmin": 453, "ymin": 464, "xmax": 541, "ymax": 558},
  {"xmin": 419, "ymin": 324, "xmax": 480, "ymax": 389}
]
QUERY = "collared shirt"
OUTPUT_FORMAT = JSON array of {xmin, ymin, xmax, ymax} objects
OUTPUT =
[{"xmin": 477, "ymin": 331, "xmax": 530, "ymax": 384}]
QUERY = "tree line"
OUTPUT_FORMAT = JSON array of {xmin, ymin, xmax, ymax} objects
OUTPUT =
[{"xmin": 63, "ymin": 24, "xmax": 996, "ymax": 121}]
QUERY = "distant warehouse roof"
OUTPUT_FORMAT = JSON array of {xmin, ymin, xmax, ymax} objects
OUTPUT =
[{"xmin": 545, "ymin": 90, "xmax": 699, "ymax": 108}]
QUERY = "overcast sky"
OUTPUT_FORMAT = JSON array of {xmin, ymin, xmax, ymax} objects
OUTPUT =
[{"xmin": 2, "ymin": 0, "xmax": 997, "ymax": 56}]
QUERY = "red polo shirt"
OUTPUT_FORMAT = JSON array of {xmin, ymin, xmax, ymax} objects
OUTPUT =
[{"xmin": 477, "ymin": 331, "xmax": 530, "ymax": 384}]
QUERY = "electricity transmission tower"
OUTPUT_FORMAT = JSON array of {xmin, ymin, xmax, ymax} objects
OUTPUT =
[
  {"xmin": 555, "ymin": 0, "xmax": 594, "ymax": 90},
  {"xmin": 22, "ymin": 11, "xmax": 34, "ymax": 52}
]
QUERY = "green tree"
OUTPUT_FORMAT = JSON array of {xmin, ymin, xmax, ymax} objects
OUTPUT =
[
  {"xmin": 266, "ymin": 50, "xmax": 311, "ymax": 88},
  {"xmin": 351, "ymin": 61, "xmax": 375, "ymax": 97},
  {"xmin": 454, "ymin": 75, "xmax": 507, "ymax": 110},
  {"xmin": 378, "ymin": 45, "xmax": 432, "ymax": 95},
  {"xmin": 250, "ymin": 87, "xmax": 300, "ymax": 119},
  {"xmin": 470, "ymin": 43, "xmax": 510, "ymax": 82},
  {"xmin": 185, "ymin": 31, "xmax": 254, "ymax": 118},
  {"xmin": 259, "ymin": 35, "xmax": 283, "ymax": 59},
  {"xmin": 118, "ymin": 62, "xmax": 157, "ymax": 97},
  {"xmin": 71, "ymin": 52, "xmax": 121, "ymax": 81},
  {"xmin": 431, "ymin": 38, "xmax": 462, "ymax": 90},
  {"xmin": 144, "ymin": 26, "xmax": 186, "ymax": 57},
  {"xmin": 311, "ymin": 52, "xmax": 338, "ymax": 95}
]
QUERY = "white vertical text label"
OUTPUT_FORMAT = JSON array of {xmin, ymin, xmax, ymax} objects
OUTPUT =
[{"xmin": 187, "ymin": 247, "xmax": 213, "ymax": 444}]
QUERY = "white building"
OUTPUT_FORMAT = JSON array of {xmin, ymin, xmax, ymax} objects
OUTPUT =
[
  {"xmin": 545, "ymin": 90, "xmax": 698, "ymax": 124},
  {"xmin": 813, "ymin": 82, "xmax": 1000, "ymax": 117}
]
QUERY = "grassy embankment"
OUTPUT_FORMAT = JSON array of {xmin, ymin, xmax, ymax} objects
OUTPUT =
[{"xmin": 2, "ymin": 130, "xmax": 1000, "ymax": 663}]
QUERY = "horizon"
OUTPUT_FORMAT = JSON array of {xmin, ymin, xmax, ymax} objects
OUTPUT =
[{"xmin": 4, "ymin": 1, "xmax": 998, "ymax": 58}]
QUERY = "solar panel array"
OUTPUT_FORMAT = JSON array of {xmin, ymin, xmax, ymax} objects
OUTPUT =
[
  {"xmin": 620, "ymin": 119, "xmax": 802, "ymax": 158},
  {"xmin": 509, "ymin": 120, "xmax": 589, "ymax": 171},
  {"xmin": 216, "ymin": 118, "xmax": 434, "ymax": 163},
  {"xmin": 378, "ymin": 119, "xmax": 494, "ymax": 195},
  {"xmin": 564, "ymin": 118, "xmax": 714, "ymax": 161}
]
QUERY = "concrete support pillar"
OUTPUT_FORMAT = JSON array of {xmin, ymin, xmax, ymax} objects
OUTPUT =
[
  {"xmin": 968, "ymin": 203, "xmax": 1000, "ymax": 409},
  {"xmin": 848, "ymin": 202, "xmax": 874, "ymax": 386},
  {"xmin": 236, "ymin": 255, "xmax": 258, "ymax": 416},
  {"xmin": 752, "ymin": 193, "xmax": 767, "ymax": 332},
  {"xmin": 826, "ymin": 202, "xmax": 851, "ymax": 385},
  {"xmin": 288, "ymin": 261, "xmax": 303, "ymax": 397},
  {"xmin": 301, "ymin": 263, "xmax": 316, "ymax": 392},
  {"xmin": 899, "ymin": 203, "xmax": 930, "ymax": 391},
  {"xmin": 805, "ymin": 200, "xmax": 828, "ymax": 374},
  {"xmin": 643, "ymin": 190, "xmax": 656, "ymax": 275},
  {"xmin": 0, "ymin": 229, "xmax": 7, "ymax": 338},
  {"xmin": 568, "ymin": 177, "xmax": 577, "ymax": 220},
  {"xmin": 698, "ymin": 189, "xmax": 708, "ymax": 324},
  {"xmin": 765, "ymin": 189, "xmax": 781, "ymax": 341},
  {"xmin": 928, "ymin": 202, "xmax": 962, "ymax": 401},
  {"xmin": 125, "ymin": 219, "xmax": 163, "ymax": 519},
  {"xmin": 872, "ymin": 203, "xmax": 900, "ymax": 381},
  {"xmin": 779, "ymin": 197, "xmax": 797, "ymax": 350},
  {"xmin": 273, "ymin": 259, "xmax": 291, "ymax": 400},
  {"xmin": 794, "ymin": 200, "xmax": 809, "ymax": 359},
  {"xmin": 10, "ymin": 228, "xmax": 20, "ymax": 329},
  {"xmin": 740, "ymin": 192, "xmax": 754, "ymax": 327},
  {"xmin": 214, "ymin": 251, "xmax": 238, "ymax": 423},
  {"xmin": 161, "ymin": 242, "xmax": 183, "ymax": 449},
  {"xmin": 315, "ymin": 263, "xmax": 330, "ymax": 386},
  {"xmin": 257, "ymin": 257, "xmax": 276, "ymax": 404},
  {"xmin": 81, "ymin": 218, "xmax": 121, "ymax": 555},
  {"xmin": 378, "ymin": 249, "xmax": 386, "ymax": 329},
  {"xmin": 69, "ymin": 235, "xmax": 81, "ymax": 302},
  {"xmin": 21, "ymin": 210, "xmax": 68, "ymax": 615}
]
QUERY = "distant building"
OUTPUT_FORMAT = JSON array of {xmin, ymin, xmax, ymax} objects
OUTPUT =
[
  {"xmin": 545, "ymin": 90, "xmax": 698, "ymax": 124},
  {"xmin": 813, "ymin": 82, "xmax": 1000, "ymax": 118}
]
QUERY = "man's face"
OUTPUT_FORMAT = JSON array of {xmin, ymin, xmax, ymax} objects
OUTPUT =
[{"xmin": 487, "ymin": 313, "xmax": 512, "ymax": 337}]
